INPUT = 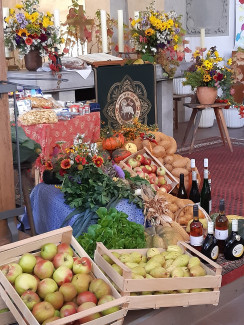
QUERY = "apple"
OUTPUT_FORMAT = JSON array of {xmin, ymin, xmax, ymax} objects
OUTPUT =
[
  {"xmin": 77, "ymin": 302, "xmax": 101, "ymax": 324},
  {"xmin": 53, "ymin": 266, "xmax": 73, "ymax": 286},
  {"xmin": 157, "ymin": 167, "xmax": 166, "ymax": 176},
  {"xmin": 42, "ymin": 316, "xmax": 60, "ymax": 325},
  {"xmin": 59, "ymin": 283, "xmax": 77, "ymax": 302},
  {"xmin": 144, "ymin": 174, "xmax": 150, "ymax": 181},
  {"xmin": 33, "ymin": 275, "xmax": 40, "ymax": 286},
  {"xmin": 73, "ymin": 257, "xmax": 92, "ymax": 274},
  {"xmin": 144, "ymin": 157, "xmax": 151, "ymax": 165},
  {"xmin": 15, "ymin": 273, "xmax": 38, "ymax": 295},
  {"xmin": 45, "ymin": 291, "xmax": 64, "ymax": 310},
  {"xmin": 128, "ymin": 158, "xmax": 139, "ymax": 169},
  {"xmin": 57, "ymin": 243, "xmax": 74, "ymax": 257},
  {"xmin": 137, "ymin": 171, "xmax": 145, "ymax": 178},
  {"xmin": 19, "ymin": 253, "xmax": 36, "ymax": 273},
  {"xmin": 158, "ymin": 175, "xmax": 166, "ymax": 186},
  {"xmin": 32, "ymin": 301, "xmax": 55, "ymax": 323},
  {"xmin": 148, "ymin": 173, "xmax": 157, "ymax": 184},
  {"xmin": 76, "ymin": 291, "xmax": 97, "ymax": 305},
  {"xmin": 35, "ymin": 256, "xmax": 44, "ymax": 263},
  {"xmin": 37, "ymin": 278, "xmax": 58, "ymax": 299},
  {"xmin": 135, "ymin": 154, "xmax": 145, "ymax": 165},
  {"xmin": 161, "ymin": 184, "xmax": 172, "ymax": 193},
  {"xmin": 98, "ymin": 295, "xmax": 119, "ymax": 315},
  {"xmin": 60, "ymin": 303, "xmax": 77, "ymax": 318},
  {"xmin": 40, "ymin": 243, "xmax": 57, "ymax": 260},
  {"xmin": 151, "ymin": 165, "xmax": 157, "ymax": 173},
  {"xmin": 34, "ymin": 260, "xmax": 54, "ymax": 279},
  {"xmin": 21, "ymin": 290, "xmax": 40, "ymax": 310},
  {"xmin": 151, "ymin": 184, "xmax": 159, "ymax": 191},
  {"xmin": 89, "ymin": 279, "xmax": 112, "ymax": 299},
  {"xmin": 1, "ymin": 263, "xmax": 22, "ymax": 284},
  {"xmin": 158, "ymin": 187, "xmax": 167, "ymax": 194},
  {"xmin": 142, "ymin": 165, "xmax": 152, "ymax": 174},
  {"xmin": 64, "ymin": 301, "xmax": 78, "ymax": 309},
  {"xmin": 72, "ymin": 273, "xmax": 92, "ymax": 293},
  {"xmin": 73, "ymin": 257, "xmax": 79, "ymax": 263},
  {"xmin": 54, "ymin": 310, "xmax": 60, "ymax": 317},
  {"xmin": 53, "ymin": 253, "xmax": 73, "ymax": 269},
  {"xmin": 134, "ymin": 167, "xmax": 142, "ymax": 173}
]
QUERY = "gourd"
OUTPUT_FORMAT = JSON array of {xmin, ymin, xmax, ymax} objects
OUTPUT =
[
  {"xmin": 102, "ymin": 132, "xmax": 125, "ymax": 151},
  {"xmin": 112, "ymin": 148, "xmax": 131, "ymax": 163}
]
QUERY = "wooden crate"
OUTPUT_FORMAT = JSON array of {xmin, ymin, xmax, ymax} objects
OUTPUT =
[
  {"xmin": 94, "ymin": 241, "xmax": 222, "ymax": 310},
  {"xmin": 0, "ymin": 227, "xmax": 128, "ymax": 325},
  {"xmin": 120, "ymin": 147, "xmax": 178, "ymax": 193}
]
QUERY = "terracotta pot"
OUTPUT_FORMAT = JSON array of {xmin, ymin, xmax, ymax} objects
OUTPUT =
[
  {"xmin": 24, "ymin": 49, "xmax": 42, "ymax": 71},
  {"xmin": 196, "ymin": 87, "xmax": 217, "ymax": 105}
]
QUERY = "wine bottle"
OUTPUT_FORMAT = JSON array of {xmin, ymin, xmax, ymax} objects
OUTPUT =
[
  {"xmin": 201, "ymin": 221, "xmax": 219, "ymax": 261},
  {"xmin": 200, "ymin": 169, "xmax": 212, "ymax": 214},
  {"xmin": 189, "ymin": 171, "xmax": 200, "ymax": 204},
  {"xmin": 224, "ymin": 220, "xmax": 244, "ymax": 260},
  {"xmin": 188, "ymin": 159, "xmax": 197, "ymax": 195},
  {"xmin": 190, "ymin": 204, "xmax": 203, "ymax": 251},
  {"xmin": 215, "ymin": 199, "xmax": 229, "ymax": 254},
  {"xmin": 177, "ymin": 173, "xmax": 188, "ymax": 199},
  {"xmin": 204, "ymin": 158, "xmax": 211, "ymax": 190}
]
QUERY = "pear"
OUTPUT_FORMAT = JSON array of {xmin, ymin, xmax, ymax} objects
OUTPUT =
[
  {"xmin": 130, "ymin": 252, "xmax": 142, "ymax": 263},
  {"xmin": 161, "ymin": 251, "xmax": 168, "ymax": 258},
  {"xmin": 132, "ymin": 274, "xmax": 144, "ymax": 279},
  {"xmin": 171, "ymin": 267, "xmax": 184, "ymax": 278},
  {"xmin": 130, "ymin": 292, "xmax": 138, "ymax": 296},
  {"xmin": 145, "ymin": 260, "xmax": 161, "ymax": 273},
  {"xmin": 167, "ymin": 245, "xmax": 183, "ymax": 254},
  {"xmin": 201, "ymin": 288, "xmax": 212, "ymax": 292},
  {"xmin": 154, "ymin": 291, "xmax": 167, "ymax": 295},
  {"xmin": 165, "ymin": 251, "xmax": 182, "ymax": 260},
  {"xmin": 152, "ymin": 235, "xmax": 165, "ymax": 248},
  {"xmin": 146, "ymin": 274, "xmax": 154, "ymax": 279},
  {"xmin": 188, "ymin": 256, "xmax": 201, "ymax": 269},
  {"xmin": 164, "ymin": 259, "xmax": 174, "ymax": 269},
  {"xmin": 150, "ymin": 254, "xmax": 165, "ymax": 266},
  {"xmin": 102, "ymin": 254, "xmax": 114, "ymax": 265},
  {"xmin": 119, "ymin": 254, "xmax": 132, "ymax": 263},
  {"xmin": 172, "ymin": 254, "xmax": 190, "ymax": 267},
  {"xmin": 141, "ymin": 256, "xmax": 147, "ymax": 263},
  {"xmin": 111, "ymin": 264, "xmax": 122, "ymax": 275},
  {"xmin": 138, "ymin": 262, "xmax": 146, "ymax": 267},
  {"xmin": 155, "ymin": 225, "xmax": 164, "ymax": 235},
  {"xmin": 181, "ymin": 267, "xmax": 190, "ymax": 277},
  {"xmin": 112, "ymin": 252, "xmax": 120, "ymax": 259},
  {"xmin": 150, "ymin": 266, "xmax": 169, "ymax": 278},
  {"xmin": 165, "ymin": 264, "xmax": 176, "ymax": 274},
  {"xmin": 178, "ymin": 289, "xmax": 190, "ymax": 293},
  {"xmin": 132, "ymin": 266, "xmax": 146, "ymax": 277},
  {"xmin": 141, "ymin": 291, "xmax": 153, "ymax": 295},
  {"xmin": 147, "ymin": 248, "xmax": 161, "ymax": 259},
  {"xmin": 125, "ymin": 262, "xmax": 139, "ymax": 269},
  {"xmin": 190, "ymin": 288, "xmax": 202, "ymax": 293},
  {"xmin": 190, "ymin": 265, "xmax": 206, "ymax": 277}
]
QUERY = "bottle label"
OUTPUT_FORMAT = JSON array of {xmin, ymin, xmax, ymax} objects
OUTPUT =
[
  {"xmin": 232, "ymin": 244, "xmax": 244, "ymax": 258},
  {"xmin": 211, "ymin": 246, "xmax": 219, "ymax": 260},
  {"xmin": 215, "ymin": 229, "xmax": 228, "ymax": 240},
  {"xmin": 190, "ymin": 235, "xmax": 203, "ymax": 246}
]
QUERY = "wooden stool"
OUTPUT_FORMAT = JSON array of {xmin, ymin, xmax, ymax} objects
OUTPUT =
[
  {"xmin": 173, "ymin": 94, "xmax": 194, "ymax": 129},
  {"xmin": 182, "ymin": 103, "xmax": 233, "ymax": 153}
]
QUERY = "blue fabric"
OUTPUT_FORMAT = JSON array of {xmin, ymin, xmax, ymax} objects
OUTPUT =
[{"xmin": 23, "ymin": 183, "xmax": 144, "ymax": 234}]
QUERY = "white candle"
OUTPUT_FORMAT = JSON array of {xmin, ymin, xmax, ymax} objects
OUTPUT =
[
  {"xmin": 53, "ymin": 9, "xmax": 60, "ymax": 29},
  {"xmin": 5, "ymin": 47, "xmax": 11, "ymax": 58},
  {"xmin": 2, "ymin": 7, "xmax": 9, "ymax": 28},
  {"xmin": 118, "ymin": 10, "xmax": 124, "ymax": 53},
  {"xmin": 100, "ymin": 10, "xmax": 108, "ymax": 53},
  {"xmin": 200, "ymin": 28, "xmax": 205, "ymax": 48},
  {"xmin": 134, "ymin": 11, "xmax": 140, "ymax": 29}
]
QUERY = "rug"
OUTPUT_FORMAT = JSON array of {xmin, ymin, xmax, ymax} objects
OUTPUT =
[{"xmin": 178, "ymin": 137, "xmax": 244, "ymax": 216}]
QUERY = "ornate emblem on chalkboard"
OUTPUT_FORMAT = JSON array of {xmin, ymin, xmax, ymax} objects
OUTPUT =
[{"xmin": 103, "ymin": 75, "xmax": 151, "ymax": 128}]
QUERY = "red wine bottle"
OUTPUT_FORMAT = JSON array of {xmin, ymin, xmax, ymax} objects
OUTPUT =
[
  {"xmin": 177, "ymin": 173, "xmax": 188, "ymax": 199},
  {"xmin": 189, "ymin": 171, "xmax": 200, "ymax": 204}
]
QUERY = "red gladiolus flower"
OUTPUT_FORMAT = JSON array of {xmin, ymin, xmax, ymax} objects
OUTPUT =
[
  {"xmin": 45, "ymin": 160, "xmax": 53, "ymax": 170},
  {"xmin": 60, "ymin": 159, "xmax": 71, "ymax": 169},
  {"xmin": 92, "ymin": 156, "xmax": 104, "ymax": 167},
  {"xmin": 25, "ymin": 37, "xmax": 33, "ymax": 45}
]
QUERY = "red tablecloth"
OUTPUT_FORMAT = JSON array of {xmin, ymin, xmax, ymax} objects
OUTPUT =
[{"xmin": 22, "ymin": 112, "xmax": 100, "ymax": 162}]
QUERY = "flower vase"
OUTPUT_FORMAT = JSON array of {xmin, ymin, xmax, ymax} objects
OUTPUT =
[
  {"xmin": 196, "ymin": 87, "xmax": 217, "ymax": 105},
  {"xmin": 24, "ymin": 49, "xmax": 42, "ymax": 71}
]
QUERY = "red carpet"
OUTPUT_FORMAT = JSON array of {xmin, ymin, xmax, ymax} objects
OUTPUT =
[{"xmin": 178, "ymin": 138, "xmax": 244, "ymax": 216}]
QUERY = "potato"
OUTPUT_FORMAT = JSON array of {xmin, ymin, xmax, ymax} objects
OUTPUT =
[
  {"xmin": 134, "ymin": 137, "xmax": 143, "ymax": 150},
  {"xmin": 158, "ymin": 157, "xmax": 164, "ymax": 164},
  {"xmin": 164, "ymin": 155, "xmax": 174, "ymax": 165},
  {"xmin": 164, "ymin": 163, "xmax": 173, "ymax": 172},
  {"xmin": 158, "ymin": 140, "xmax": 172, "ymax": 150},
  {"xmin": 168, "ymin": 203, "xmax": 179, "ymax": 213},
  {"xmin": 166, "ymin": 138, "xmax": 177, "ymax": 155},
  {"xmin": 152, "ymin": 145, "xmax": 166, "ymax": 158},
  {"xmin": 186, "ymin": 159, "xmax": 191, "ymax": 171},
  {"xmin": 171, "ymin": 168, "xmax": 189, "ymax": 178},
  {"xmin": 172, "ymin": 157, "xmax": 189, "ymax": 169},
  {"xmin": 142, "ymin": 140, "xmax": 153, "ymax": 152}
]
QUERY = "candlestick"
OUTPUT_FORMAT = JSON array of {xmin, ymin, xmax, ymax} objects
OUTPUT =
[
  {"xmin": 118, "ymin": 10, "xmax": 124, "ymax": 52},
  {"xmin": 200, "ymin": 28, "xmax": 205, "ymax": 48},
  {"xmin": 53, "ymin": 9, "xmax": 60, "ymax": 28},
  {"xmin": 100, "ymin": 10, "xmax": 108, "ymax": 53}
]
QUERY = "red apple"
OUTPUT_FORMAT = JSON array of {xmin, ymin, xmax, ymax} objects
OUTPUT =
[
  {"xmin": 157, "ymin": 167, "xmax": 166, "ymax": 176},
  {"xmin": 45, "ymin": 291, "xmax": 64, "ymax": 310},
  {"xmin": 33, "ymin": 275, "xmax": 40, "ymax": 286},
  {"xmin": 144, "ymin": 157, "xmax": 151, "ymax": 165},
  {"xmin": 19, "ymin": 253, "xmax": 36, "ymax": 273},
  {"xmin": 161, "ymin": 184, "xmax": 172, "ymax": 193},
  {"xmin": 128, "ymin": 158, "xmax": 139, "ymax": 169},
  {"xmin": 59, "ymin": 283, "xmax": 77, "ymax": 302},
  {"xmin": 21, "ymin": 290, "xmax": 40, "ymax": 310},
  {"xmin": 34, "ymin": 260, "xmax": 54, "ymax": 280},
  {"xmin": 40, "ymin": 243, "xmax": 58, "ymax": 260},
  {"xmin": 53, "ymin": 266, "xmax": 73, "ymax": 286},
  {"xmin": 35, "ymin": 256, "xmax": 44, "ymax": 264},
  {"xmin": 142, "ymin": 165, "xmax": 152, "ymax": 174},
  {"xmin": 77, "ymin": 302, "xmax": 101, "ymax": 323},
  {"xmin": 73, "ymin": 257, "xmax": 92, "ymax": 274},
  {"xmin": 151, "ymin": 165, "xmax": 157, "ymax": 173},
  {"xmin": 53, "ymin": 253, "xmax": 73, "ymax": 269},
  {"xmin": 64, "ymin": 301, "xmax": 78, "ymax": 309},
  {"xmin": 148, "ymin": 173, "xmax": 157, "ymax": 184},
  {"xmin": 137, "ymin": 171, "xmax": 145, "ymax": 178},
  {"xmin": 134, "ymin": 167, "xmax": 142, "ymax": 173},
  {"xmin": 144, "ymin": 173, "xmax": 150, "ymax": 181},
  {"xmin": 158, "ymin": 187, "xmax": 167, "ymax": 194},
  {"xmin": 57, "ymin": 243, "xmax": 73, "ymax": 257},
  {"xmin": 151, "ymin": 184, "xmax": 159, "ymax": 191},
  {"xmin": 76, "ymin": 291, "xmax": 97, "ymax": 305},
  {"xmin": 60, "ymin": 303, "xmax": 77, "ymax": 318},
  {"xmin": 42, "ymin": 316, "xmax": 60, "ymax": 325},
  {"xmin": 1, "ymin": 263, "xmax": 22, "ymax": 284},
  {"xmin": 158, "ymin": 175, "xmax": 166, "ymax": 186},
  {"xmin": 72, "ymin": 273, "xmax": 92, "ymax": 294},
  {"xmin": 15, "ymin": 273, "xmax": 38, "ymax": 295},
  {"xmin": 37, "ymin": 278, "xmax": 58, "ymax": 299},
  {"xmin": 32, "ymin": 301, "xmax": 55, "ymax": 323},
  {"xmin": 135, "ymin": 154, "xmax": 145, "ymax": 165},
  {"xmin": 98, "ymin": 295, "xmax": 119, "ymax": 315}
]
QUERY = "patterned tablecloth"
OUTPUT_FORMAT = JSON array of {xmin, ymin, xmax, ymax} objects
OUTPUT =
[{"xmin": 21, "ymin": 112, "xmax": 101, "ymax": 161}]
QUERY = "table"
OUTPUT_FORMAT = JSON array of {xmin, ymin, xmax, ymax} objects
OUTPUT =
[
  {"xmin": 173, "ymin": 93, "xmax": 194, "ymax": 129},
  {"xmin": 182, "ymin": 103, "xmax": 233, "ymax": 153}
]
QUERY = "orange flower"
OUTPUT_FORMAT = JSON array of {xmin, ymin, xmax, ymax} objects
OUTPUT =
[
  {"xmin": 45, "ymin": 160, "xmax": 53, "ymax": 170},
  {"xmin": 60, "ymin": 159, "xmax": 71, "ymax": 169},
  {"xmin": 75, "ymin": 155, "xmax": 86, "ymax": 165},
  {"xmin": 92, "ymin": 155, "xmax": 104, "ymax": 167},
  {"xmin": 25, "ymin": 37, "xmax": 33, "ymax": 45}
]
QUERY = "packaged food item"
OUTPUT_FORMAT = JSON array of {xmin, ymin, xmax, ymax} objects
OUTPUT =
[{"xmin": 18, "ymin": 110, "xmax": 58, "ymax": 125}]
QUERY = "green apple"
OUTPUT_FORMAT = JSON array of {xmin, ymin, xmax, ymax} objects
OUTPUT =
[
  {"xmin": 37, "ymin": 278, "xmax": 58, "ymax": 299},
  {"xmin": 15, "ymin": 273, "xmax": 38, "ymax": 295},
  {"xmin": 98, "ymin": 295, "xmax": 119, "ymax": 315},
  {"xmin": 40, "ymin": 243, "xmax": 57, "ymax": 260},
  {"xmin": 34, "ymin": 260, "xmax": 54, "ymax": 280},
  {"xmin": 19, "ymin": 253, "xmax": 36, "ymax": 273},
  {"xmin": 1, "ymin": 263, "xmax": 22, "ymax": 284},
  {"xmin": 53, "ymin": 266, "xmax": 73, "ymax": 286},
  {"xmin": 57, "ymin": 243, "xmax": 73, "ymax": 256},
  {"xmin": 32, "ymin": 301, "xmax": 55, "ymax": 323},
  {"xmin": 45, "ymin": 291, "xmax": 64, "ymax": 310},
  {"xmin": 21, "ymin": 290, "xmax": 40, "ymax": 310}
]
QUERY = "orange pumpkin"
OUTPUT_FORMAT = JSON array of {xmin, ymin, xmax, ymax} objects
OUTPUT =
[{"xmin": 102, "ymin": 133, "xmax": 125, "ymax": 151}]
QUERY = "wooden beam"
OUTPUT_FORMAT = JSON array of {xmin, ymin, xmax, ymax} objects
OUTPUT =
[{"xmin": 0, "ymin": 0, "xmax": 16, "ymax": 241}]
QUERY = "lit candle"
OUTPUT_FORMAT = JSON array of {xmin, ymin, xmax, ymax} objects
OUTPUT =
[
  {"xmin": 53, "ymin": 9, "xmax": 60, "ymax": 29},
  {"xmin": 100, "ymin": 10, "xmax": 108, "ymax": 53},
  {"xmin": 200, "ymin": 28, "xmax": 205, "ymax": 48},
  {"xmin": 118, "ymin": 10, "xmax": 124, "ymax": 53}
]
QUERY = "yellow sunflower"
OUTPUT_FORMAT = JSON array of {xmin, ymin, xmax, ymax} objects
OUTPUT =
[
  {"xmin": 145, "ymin": 28, "xmax": 155, "ymax": 36},
  {"xmin": 203, "ymin": 74, "xmax": 211, "ymax": 82}
]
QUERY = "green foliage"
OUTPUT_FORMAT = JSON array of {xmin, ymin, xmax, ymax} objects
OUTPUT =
[{"xmin": 77, "ymin": 207, "xmax": 146, "ymax": 258}]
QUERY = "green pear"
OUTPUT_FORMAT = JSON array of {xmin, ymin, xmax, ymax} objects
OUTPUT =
[
  {"xmin": 145, "ymin": 260, "xmax": 161, "ymax": 273},
  {"xmin": 102, "ymin": 254, "xmax": 114, "ymax": 265},
  {"xmin": 172, "ymin": 254, "xmax": 190, "ymax": 267},
  {"xmin": 164, "ymin": 259, "xmax": 174, "ymax": 269},
  {"xmin": 111, "ymin": 264, "xmax": 122, "ymax": 275},
  {"xmin": 165, "ymin": 264, "xmax": 176, "ymax": 273},
  {"xmin": 152, "ymin": 235, "xmax": 165, "ymax": 248},
  {"xmin": 138, "ymin": 262, "xmax": 146, "ymax": 267},
  {"xmin": 188, "ymin": 256, "xmax": 201, "ymax": 269},
  {"xmin": 161, "ymin": 251, "xmax": 168, "ymax": 258},
  {"xmin": 132, "ymin": 274, "xmax": 144, "ymax": 279},
  {"xmin": 190, "ymin": 288, "xmax": 202, "ymax": 293},
  {"xmin": 190, "ymin": 265, "xmax": 206, "ymax": 277},
  {"xmin": 145, "ymin": 274, "xmax": 154, "ymax": 279},
  {"xmin": 141, "ymin": 291, "xmax": 152, "ymax": 295},
  {"xmin": 150, "ymin": 266, "xmax": 169, "ymax": 278},
  {"xmin": 132, "ymin": 266, "xmax": 146, "ymax": 277},
  {"xmin": 150, "ymin": 254, "xmax": 165, "ymax": 266},
  {"xmin": 167, "ymin": 245, "xmax": 183, "ymax": 254},
  {"xmin": 181, "ymin": 267, "xmax": 190, "ymax": 277},
  {"xmin": 171, "ymin": 267, "xmax": 184, "ymax": 278},
  {"xmin": 119, "ymin": 254, "xmax": 132, "ymax": 263},
  {"xmin": 178, "ymin": 289, "xmax": 190, "ymax": 293},
  {"xmin": 130, "ymin": 292, "xmax": 138, "ymax": 296},
  {"xmin": 125, "ymin": 262, "xmax": 139, "ymax": 269},
  {"xmin": 146, "ymin": 248, "xmax": 161, "ymax": 259},
  {"xmin": 130, "ymin": 252, "xmax": 142, "ymax": 263},
  {"xmin": 201, "ymin": 288, "xmax": 212, "ymax": 292},
  {"xmin": 111, "ymin": 252, "xmax": 120, "ymax": 259},
  {"xmin": 141, "ymin": 256, "xmax": 147, "ymax": 263},
  {"xmin": 165, "ymin": 251, "xmax": 182, "ymax": 260}
]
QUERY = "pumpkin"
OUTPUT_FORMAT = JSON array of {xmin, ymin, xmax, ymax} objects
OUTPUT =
[
  {"xmin": 102, "ymin": 132, "xmax": 125, "ymax": 151},
  {"xmin": 112, "ymin": 148, "xmax": 131, "ymax": 163},
  {"xmin": 125, "ymin": 142, "xmax": 137, "ymax": 153}
]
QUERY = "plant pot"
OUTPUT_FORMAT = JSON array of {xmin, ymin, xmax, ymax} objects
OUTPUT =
[
  {"xmin": 199, "ymin": 108, "xmax": 215, "ymax": 128},
  {"xmin": 24, "ymin": 49, "xmax": 42, "ymax": 71},
  {"xmin": 196, "ymin": 87, "xmax": 217, "ymax": 105},
  {"xmin": 222, "ymin": 107, "xmax": 244, "ymax": 128},
  {"xmin": 42, "ymin": 170, "xmax": 62, "ymax": 185}
]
